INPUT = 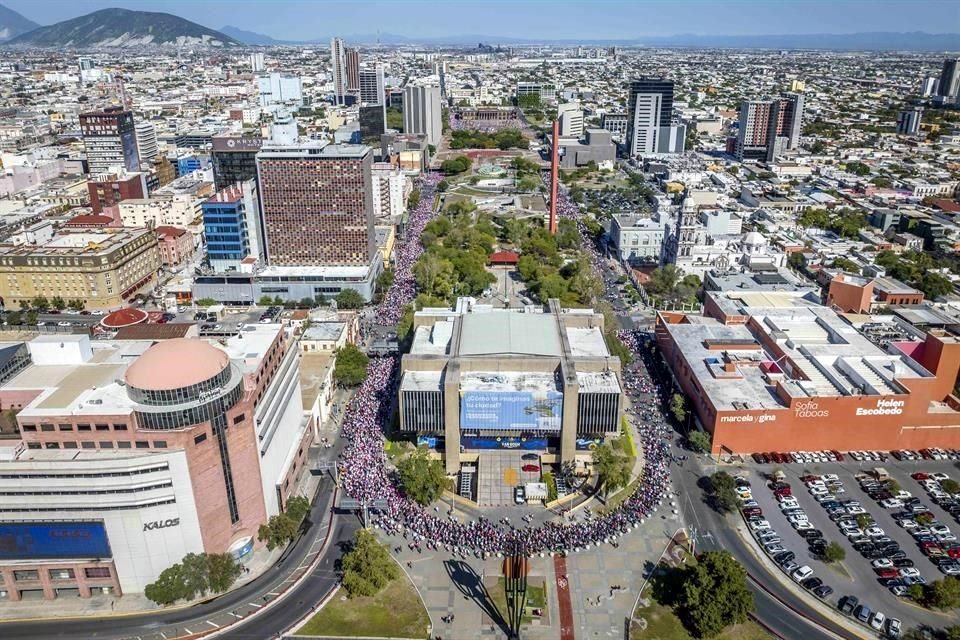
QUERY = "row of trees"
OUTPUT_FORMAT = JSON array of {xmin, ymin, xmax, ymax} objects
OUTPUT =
[
  {"xmin": 18, "ymin": 296, "xmax": 85, "ymax": 312},
  {"xmin": 256, "ymin": 495, "xmax": 311, "ymax": 551},
  {"xmin": 449, "ymin": 128, "xmax": 526, "ymax": 150},
  {"xmin": 198, "ymin": 289, "xmax": 366, "ymax": 312},
  {"xmin": 440, "ymin": 155, "xmax": 472, "ymax": 175},
  {"xmin": 144, "ymin": 552, "xmax": 243, "ymax": 605},
  {"xmin": 874, "ymin": 250, "xmax": 956, "ymax": 300},
  {"xmin": 412, "ymin": 209, "xmax": 496, "ymax": 304},
  {"xmin": 644, "ymin": 265, "xmax": 701, "ymax": 307}
]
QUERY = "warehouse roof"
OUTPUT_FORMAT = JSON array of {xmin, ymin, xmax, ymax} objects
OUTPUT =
[{"xmin": 458, "ymin": 314, "xmax": 561, "ymax": 357}]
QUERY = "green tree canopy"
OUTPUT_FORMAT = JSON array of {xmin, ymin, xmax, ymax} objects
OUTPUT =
[
  {"xmin": 592, "ymin": 443, "xmax": 632, "ymax": 500},
  {"xmin": 335, "ymin": 289, "xmax": 366, "ymax": 309},
  {"xmin": 341, "ymin": 529, "xmax": 400, "ymax": 597},
  {"xmin": 397, "ymin": 446, "xmax": 450, "ymax": 505},
  {"xmin": 687, "ymin": 430, "xmax": 710, "ymax": 453},
  {"xmin": 706, "ymin": 471, "xmax": 739, "ymax": 513},
  {"xmin": 144, "ymin": 553, "xmax": 241, "ymax": 605},
  {"xmin": 822, "ymin": 541, "xmax": 846, "ymax": 563},
  {"xmin": 670, "ymin": 393, "xmax": 688, "ymax": 424},
  {"xmin": 334, "ymin": 344, "xmax": 370, "ymax": 387},
  {"xmin": 440, "ymin": 155, "xmax": 473, "ymax": 175},
  {"xmin": 677, "ymin": 551, "xmax": 754, "ymax": 638}
]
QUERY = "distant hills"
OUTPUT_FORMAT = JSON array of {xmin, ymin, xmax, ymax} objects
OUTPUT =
[
  {"xmin": 219, "ymin": 27, "xmax": 960, "ymax": 51},
  {"xmin": 6, "ymin": 7, "xmax": 240, "ymax": 48},
  {"xmin": 0, "ymin": 2, "xmax": 38, "ymax": 42}
]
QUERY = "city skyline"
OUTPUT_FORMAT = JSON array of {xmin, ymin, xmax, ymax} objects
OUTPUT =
[{"xmin": 4, "ymin": 0, "xmax": 959, "ymax": 42}]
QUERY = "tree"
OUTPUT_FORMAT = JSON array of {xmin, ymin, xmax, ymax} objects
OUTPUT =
[
  {"xmin": 822, "ymin": 541, "xmax": 846, "ymax": 563},
  {"xmin": 258, "ymin": 513, "xmax": 298, "ymax": 551},
  {"xmin": 605, "ymin": 331, "xmax": 634, "ymax": 366},
  {"xmin": 298, "ymin": 297, "xmax": 315, "ymax": 309},
  {"xmin": 407, "ymin": 189, "xmax": 421, "ymax": 210},
  {"xmin": 25, "ymin": 311, "xmax": 37, "ymax": 326},
  {"xmin": 374, "ymin": 268, "xmax": 395, "ymax": 304},
  {"xmin": 670, "ymin": 393, "xmax": 688, "ymax": 424},
  {"xmin": 273, "ymin": 296, "xmax": 285, "ymax": 306},
  {"xmin": 856, "ymin": 513, "xmax": 873, "ymax": 529},
  {"xmin": 927, "ymin": 576, "xmax": 960, "ymax": 609},
  {"xmin": 919, "ymin": 272, "xmax": 954, "ymax": 300},
  {"xmin": 195, "ymin": 297, "xmax": 218, "ymax": 307},
  {"xmin": 706, "ymin": 471, "xmax": 739, "ymax": 513},
  {"xmin": 396, "ymin": 446, "xmax": 449, "ymax": 505},
  {"xmin": 831, "ymin": 257, "xmax": 860, "ymax": 273},
  {"xmin": 943, "ymin": 479, "xmax": 960, "ymax": 494},
  {"xmin": 67, "ymin": 299, "xmax": 85, "ymax": 311},
  {"xmin": 916, "ymin": 512, "xmax": 935, "ymax": 527},
  {"xmin": 5, "ymin": 311, "xmax": 21, "ymax": 326},
  {"xmin": 592, "ymin": 443, "xmax": 632, "ymax": 500},
  {"xmin": 206, "ymin": 553, "xmax": 242, "ymax": 594},
  {"xmin": 145, "ymin": 563, "xmax": 186, "ymax": 605},
  {"xmin": 144, "ymin": 553, "xmax": 241, "ymax": 605},
  {"xmin": 341, "ymin": 528, "xmax": 400, "ymax": 597},
  {"xmin": 30, "ymin": 296, "xmax": 49, "ymax": 311},
  {"xmin": 440, "ymin": 155, "xmax": 472, "ymax": 175},
  {"xmin": 258, "ymin": 295, "xmax": 275, "ymax": 306},
  {"xmin": 334, "ymin": 344, "xmax": 369, "ymax": 387},
  {"xmin": 335, "ymin": 289, "xmax": 365, "ymax": 309},
  {"xmin": 51, "ymin": 296, "xmax": 66, "ymax": 311},
  {"xmin": 676, "ymin": 551, "xmax": 754, "ymax": 638},
  {"xmin": 437, "ymin": 179, "xmax": 449, "ymax": 192},
  {"xmin": 845, "ymin": 161, "xmax": 872, "ymax": 176},
  {"xmin": 284, "ymin": 495, "xmax": 311, "ymax": 523},
  {"xmin": 687, "ymin": 431, "xmax": 711, "ymax": 454}
]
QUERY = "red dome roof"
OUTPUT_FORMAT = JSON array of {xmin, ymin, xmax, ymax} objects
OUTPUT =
[
  {"xmin": 125, "ymin": 338, "xmax": 230, "ymax": 391},
  {"xmin": 100, "ymin": 308, "xmax": 149, "ymax": 329}
]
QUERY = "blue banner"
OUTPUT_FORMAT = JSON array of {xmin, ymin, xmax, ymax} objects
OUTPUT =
[
  {"xmin": 0, "ymin": 522, "xmax": 111, "ymax": 560},
  {"xmin": 460, "ymin": 390, "xmax": 563, "ymax": 431},
  {"xmin": 416, "ymin": 436, "xmax": 439, "ymax": 448},
  {"xmin": 461, "ymin": 435, "xmax": 548, "ymax": 450}
]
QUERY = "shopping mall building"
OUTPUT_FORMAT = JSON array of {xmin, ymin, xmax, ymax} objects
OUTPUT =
[
  {"xmin": 0, "ymin": 328, "xmax": 311, "ymax": 600},
  {"xmin": 656, "ymin": 289, "xmax": 960, "ymax": 455},
  {"xmin": 399, "ymin": 298, "xmax": 625, "ymax": 473}
]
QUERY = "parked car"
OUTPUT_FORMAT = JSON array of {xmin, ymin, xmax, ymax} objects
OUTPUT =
[
  {"xmin": 813, "ymin": 584, "xmax": 834, "ymax": 599},
  {"xmin": 521, "ymin": 464, "xmax": 540, "ymax": 473},
  {"xmin": 839, "ymin": 595, "xmax": 858, "ymax": 615},
  {"xmin": 521, "ymin": 453, "xmax": 539, "ymax": 461}
]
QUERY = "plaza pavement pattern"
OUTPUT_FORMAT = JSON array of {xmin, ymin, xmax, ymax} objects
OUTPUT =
[{"xmin": 381, "ymin": 510, "xmax": 677, "ymax": 640}]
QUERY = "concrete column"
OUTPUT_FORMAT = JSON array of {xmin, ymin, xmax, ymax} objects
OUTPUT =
[
  {"xmin": 561, "ymin": 369, "xmax": 579, "ymax": 463},
  {"xmin": 443, "ymin": 363, "xmax": 461, "ymax": 474}
]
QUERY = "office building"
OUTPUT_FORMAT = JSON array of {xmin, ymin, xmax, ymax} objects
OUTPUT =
[
  {"xmin": 626, "ymin": 78, "xmax": 685, "ymax": 156},
  {"xmin": 897, "ymin": 109, "xmax": 923, "ymax": 136},
  {"xmin": 359, "ymin": 105, "xmax": 387, "ymax": 143},
  {"xmin": 371, "ymin": 162, "xmax": 411, "ymax": 220},
  {"xmin": 257, "ymin": 73, "xmax": 303, "ymax": 107},
  {"xmin": 203, "ymin": 180, "xmax": 263, "ymax": 272},
  {"xmin": 938, "ymin": 58, "xmax": 960, "ymax": 101},
  {"xmin": 0, "ymin": 326, "xmax": 311, "ymax": 597},
  {"xmin": 249, "ymin": 51, "xmax": 265, "ymax": 73},
  {"xmin": 556, "ymin": 129, "xmax": 616, "ymax": 169},
  {"xmin": 0, "ymin": 228, "xmax": 160, "ymax": 310},
  {"xmin": 155, "ymin": 225, "xmax": 194, "ymax": 266},
  {"xmin": 345, "ymin": 48, "xmax": 360, "ymax": 94},
  {"xmin": 610, "ymin": 213, "xmax": 668, "ymax": 264},
  {"xmin": 87, "ymin": 171, "xmax": 147, "ymax": 214},
  {"xmin": 735, "ymin": 93, "xmax": 804, "ymax": 161},
  {"xmin": 256, "ymin": 141, "xmax": 375, "ymax": 266},
  {"xmin": 330, "ymin": 37, "xmax": 348, "ymax": 105},
  {"xmin": 403, "ymin": 83, "xmax": 443, "ymax": 147},
  {"xmin": 134, "ymin": 121, "xmax": 158, "ymax": 165},
  {"xmin": 516, "ymin": 82, "xmax": 555, "ymax": 102},
  {"xmin": 557, "ymin": 103, "xmax": 584, "ymax": 138},
  {"xmin": 600, "ymin": 113, "xmax": 628, "ymax": 141},
  {"xmin": 656, "ymin": 291, "xmax": 960, "ymax": 455},
  {"xmin": 211, "ymin": 134, "xmax": 262, "ymax": 191},
  {"xmin": 399, "ymin": 298, "xmax": 624, "ymax": 473},
  {"xmin": 358, "ymin": 66, "xmax": 385, "ymax": 105},
  {"xmin": 79, "ymin": 107, "xmax": 139, "ymax": 174},
  {"xmin": 922, "ymin": 76, "xmax": 940, "ymax": 97}
]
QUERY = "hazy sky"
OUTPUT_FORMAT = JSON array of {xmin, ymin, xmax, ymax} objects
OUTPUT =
[{"xmin": 5, "ymin": 0, "xmax": 959, "ymax": 41}]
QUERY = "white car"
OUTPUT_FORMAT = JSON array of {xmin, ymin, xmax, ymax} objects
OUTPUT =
[
  {"xmin": 872, "ymin": 558, "xmax": 894, "ymax": 569},
  {"xmin": 822, "ymin": 474, "xmax": 840, "ymax": 482},
  {"xmin": 735, "ymin": 486, "xmax": 752, "ymax": 497},
  {"xmin": 56, "ymin": 321, "xmax": 72, "ymax": 327},
  {"xmin": 847, "ymin": 506, "xmax": 867, "ymax": 514},
  {"xmin": 865, "ymin": 527, "xmax": 886, "ymax": 537},
  {"xmin": 791, "ymin": 566, "xmax": 814, "ymax": 582},
  {"xmin": 843, "ymin": 528, "xmax": 865, "ymax": 538},
  {"xmin": 814, "ymin": 494, "xmax": 837, "ymax": 503},
  {"xmin": 793, "ymin": 521, "xmax": 815, "ymax": 531},
  {"xmin": 880, "ymin": 498, "xmax": 904, "ymax": 509},
  {"xmin": 931, "ymin": 524, "xmax": 952, "ymax": 535},
  {"xmin": 779, "ymin": 500, "xmax": 800, "ymax": 510},
  {"xmin": 870, "ymin": 611, "xmax": 886, "ymax": 631},
  {"xmin": 750, "ymin": 520, "xmax": 771, "ymax": 531},
  {"xmin": 932, "ymin": 473, "xmax": 950, "ymax": 482},
  {"xmin": 899, "ymin": 567, "xmax": 920, "ymax": 579},
  {"xmin": 937, "ymin": 532, "xmax": 958, "ymax": 542}
]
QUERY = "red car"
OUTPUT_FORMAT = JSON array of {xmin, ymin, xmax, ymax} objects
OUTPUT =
[
  {"xmin": 775, "ymin": 488, "xmax": 793, "ymax": 498},
  {"xmin": 947, "ymin": 548, "xmax": 960, "ymax": 559},
  {"xmin": 875, "ymin": 568, "xmax": 899, "ymax": 579},
  {"xmin": 912, "ymin": 472, "xmax": 930, "ymax": 481},
  {"xmin": 521, "ymin": 464, "xmax": 540, "ymax": 473},
  {"xmin": 830, "ymin": 450, "xmax": 845, "ymax": 461}
]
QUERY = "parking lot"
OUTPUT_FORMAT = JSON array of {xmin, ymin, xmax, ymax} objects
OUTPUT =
[{"xmin": 739, "ymin": 454, "xmax": 960, "ymax": 634}]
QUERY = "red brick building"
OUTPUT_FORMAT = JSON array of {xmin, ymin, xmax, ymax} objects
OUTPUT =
[
  {"xmin": 87, "ymin": 171, "xmax": 146, "ymax": 214},
  {"xmin": 155, "ymin": 225, "xmax": 195, "ymax": 266}
]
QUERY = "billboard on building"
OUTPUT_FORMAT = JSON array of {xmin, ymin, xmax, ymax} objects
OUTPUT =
[
  {"xmin": 0, "ymin": 521, "xmax": 112, "ymax": 560},
  {"xmin": 461, "ymin": 435, "xmax": 548, "ymax": 450},
  {"xmin": 460, "ymin": 390, "xmax": 563, "ymax": 431}
]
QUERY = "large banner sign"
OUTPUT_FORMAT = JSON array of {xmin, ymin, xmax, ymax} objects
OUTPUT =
[
  {"xmin": 460, "ymin": 390, "xmax": 563, "ymax": 431},
  {"xmin": 461, "ymin": 435, "xmax": 548, "ymax": 450},
  {"xmin": 0, "ymin": 522, "xmax": 112, "ymax": 560}
]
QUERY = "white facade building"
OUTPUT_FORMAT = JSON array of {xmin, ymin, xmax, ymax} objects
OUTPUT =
[
  {"xmin": 371, "ymin": 162, "xmax": 412, "ymax": 220},
  {"xmin": 257, "ymin": 73, "xmax": 303, "ymax": 107},
  {"xmin": 403, "ymin": 82, "xmax": 443, "ymax": 147},
  {"xmin": 134, "ymin": 121, "xmax": 158, "ymax": 165}
]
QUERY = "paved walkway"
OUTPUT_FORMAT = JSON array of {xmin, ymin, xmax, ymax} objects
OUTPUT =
[{"xmin": 380, "ymin": 507, "xmax": 679, "ymax": 640}]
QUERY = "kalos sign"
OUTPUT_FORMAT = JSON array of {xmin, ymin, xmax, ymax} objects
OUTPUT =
[
  {"xmin": 856, "ymin": 398, "xmax": 905, "ymax": 417},
  {"xmin": 143, "ymin": 518, "xmax": 180, "ymax": 532}
]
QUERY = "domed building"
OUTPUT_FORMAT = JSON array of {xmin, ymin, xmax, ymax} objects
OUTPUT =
[{"xmin": 0, "ymin": 327, "xmax": 312, "ymax": 599}]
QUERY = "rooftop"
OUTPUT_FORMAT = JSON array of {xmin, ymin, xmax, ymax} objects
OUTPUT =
[
  {"xmin": 125, "ymin": 338, "xmax": 230, "ymax": 391},
  {"xmin": 458, "ymin": 313, "xmax": 561, "ymax": 357}
]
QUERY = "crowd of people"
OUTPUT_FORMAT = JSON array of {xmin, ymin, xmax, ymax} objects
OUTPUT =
[{"xmin": 336, "ymin": 171, "xmax": 676, "ymax": 556}]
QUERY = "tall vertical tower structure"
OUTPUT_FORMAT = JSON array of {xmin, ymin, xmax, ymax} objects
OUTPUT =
[
  {"xmin": 80, "ymin": 106, "xmax": 139, "ymax": 174},
  {"xmin": 626, "ymin": 78, "xmax": 685, "ymax": 156},
  {"xmin": 550, "ymin": 119, "xmax": 559, "ymax": 235},
  {"xmin": 938, "ymin": 58, "xmax": 960, "ymax": 101},
  {"xmin": 345, "ymin": 48, "xmax": 361, "ymax": 95},
  {"xmin": 330, "ymin": 37, "xmax": 348, "ymax": 105},
  {"xmin": 403, "ymin": 83, "xmax": 443, "ymax": 146}
]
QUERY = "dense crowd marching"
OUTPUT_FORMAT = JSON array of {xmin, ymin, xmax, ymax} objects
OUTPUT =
[{"xmin": 337, "ymin": 171, "xmax": 675, "ymax": 555}]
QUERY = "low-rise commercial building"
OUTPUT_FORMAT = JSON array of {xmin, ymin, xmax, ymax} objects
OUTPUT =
[{"xmin": 656, "ymin": 290, "xmax": 960, "ymax": 456}]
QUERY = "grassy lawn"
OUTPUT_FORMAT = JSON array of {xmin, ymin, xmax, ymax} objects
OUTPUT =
[
  {"xmin": 630, "ymin": 601, "xmax": 771, "ymax": 640},
  {"xmin": 490, "ymin": 577, "xmax": 548, "ymax": 625},
  {"xmin": 297, "ymin": 575, "xmax": 430, "ymax": 638}
]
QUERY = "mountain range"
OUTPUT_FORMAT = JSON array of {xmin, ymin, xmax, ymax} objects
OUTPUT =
[
  {"xmin": 222, "ymin": 28, "xmax": 960, "ymax": 51},
  {"xmin": 0, "ymin": 2, "xmax": 37, "ymax": 42},
  {"xmin": 4, "ymin": 6, "xmax": 239, "ymax": 48}
]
